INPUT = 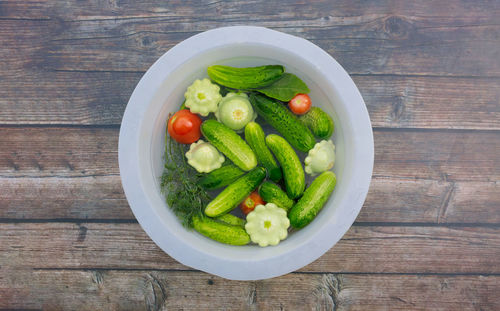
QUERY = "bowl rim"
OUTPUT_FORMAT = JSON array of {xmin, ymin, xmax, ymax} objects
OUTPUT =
[{"xmin": 119, "ymin": 26, "xmax": 374, "ymax": 280}]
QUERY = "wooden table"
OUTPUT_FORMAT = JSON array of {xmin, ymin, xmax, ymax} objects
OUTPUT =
[{"xmin": 1, "ymin": 1, "xmax": 499, "ymax": 310}]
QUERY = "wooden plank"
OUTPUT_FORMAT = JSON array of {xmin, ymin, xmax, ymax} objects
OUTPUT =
[
  {"xmin": 354, "ymin": 75, "xmax": 500, "ymax": 130},
  {"xmin": 361, "ymin": 179, "xmax": 500, "ymax": 224},
  {"xmin": 1, "ymin": 73, "xmax": 499, "ymax": 130},
  {"xmin": 0, "ymin": 176, "xmax": 132, "ymax": 219},
  {"xmin": 1, "ymin": 128, "xmax": 498, "ymax": 223},
  {"xmin": 1, "ymin": 270, "xmax": 499, "ymax": 310},
  {"xmin": 443, "ymin": 181, "xmax": 500, "ymax": 224},
  {"xmin": 373, "ymin": 130, "xmax": 500, "ymax": 182},
  {"xmin": 0, "ymin": 71, "xmax": 141, "ymax": 125},
  {"xmin": 2, "ymin": 127, "xmax": 498, "ymax": 181},
  {"xmin": 2, "ymin": 0, "xmax": 500, "ymax": 22},
  {"xmin": 1, "ymin": 5, "xmax": 499, "ymax": 76},
  {"xmin": 2, "ymin": 223, "xmax": 500, "ymax": 273},
  {"xmin": 0, "ymin": 127, "xmax": 118, "ymax": 177},
  {"xmin": 2, "ymin": 177, "xmax": 499, "ymax": 224}
]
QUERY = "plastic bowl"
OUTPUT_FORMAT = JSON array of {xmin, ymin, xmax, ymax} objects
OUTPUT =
[{"xmin": 119, "ymin": 26, "xmax": 373, "ymax": 280}]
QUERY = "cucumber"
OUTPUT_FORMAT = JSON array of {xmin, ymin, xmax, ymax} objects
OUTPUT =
[
  {"xmin": 204, "ymin": 167, "xmax": 266, "ymax": 217},
  {"xmin": 192, "ymin": 215, "xmax": 250, "ymax": 245},
  {"xmin": 198, "ymin": 164, "xmax": 245, "ymax": 190},
  {"xmin": 216, "ymin": 213, "xmax": 245, "ymax": 227},
  {"xmin": 244, "ymin": 122, "xmax": 282, "ymax": 182},
  {"xmin": 265, "ymin": 134, "xmax": 305, "ymax": 199},
  {"xmin": 207, "ymin": 65, "xmax": 284, "ymax": 89},
  {"xmin": 299, "ymin": 107, "xmax": 334, "ymax": 139},
  {"xmin": 201, "ymin": 120, "xmax": 257, "ymax": 171},
  {"xmin": 258, "ymin": 181, "xmax": 294, "ymax": 211},
  {"xmin": 250, "ymin": 93, "xmax": 316, "ymax": 152},
  {"xmin": 288, "ymin": 171, "xmax": 337, "ymax": 229}
]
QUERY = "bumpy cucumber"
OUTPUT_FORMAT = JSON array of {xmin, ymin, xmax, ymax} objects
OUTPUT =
[
  {"xmin": 299, "ymin": 107, "xmax": 334, "ymax": 139},
  {"xmin": 258, "ymin": 181, "xmax": 294, "ymax": 211},
  {"xmin": 192, "ymin": 215, "xmax": 250, "ymax": 245},
  {"xmin": 265, "ymin": 134, "xmax": 305, "ymax": 199},
  {"xmin": 288, "ymin": 171, "xmax": 337, "ymax": 229},
  {"xmin": 204, "ymin": 167, "xmax": 266, "ymax": 217},
  {"xmin": 250, "ymin": 94, "xmax": 315, "ymax": 152},
  {"xmin": 207, "ymin": 65, "xmax": 284, "ymax": 89},
  {"xmin": 244, "ymin": 122, "xmax": 282, "ymax": 182},
  {"xmin": 201, "ymin": 120, "xmax": 257, "ymax": 171},
  {"xmin": 216, "ymin": 213, "xmax": 246, "ymax": 227},
  {"xmin": 198, "ymin": 164, "xmax": 245, "ymax": 190}
]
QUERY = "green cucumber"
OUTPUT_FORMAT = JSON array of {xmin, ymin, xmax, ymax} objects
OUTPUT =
[
  {"xmin": 207, "ymin": 65, "xmax": 284, "ymax": 89},
  {"xmin": 216, "ymin": 213, "xmax": 245, "ymax": 227},
  {"xmin": 198, "ymin": 164, "xmax": 245, "ymax": 190},
  {"xmin": 258, "ymin": 181, "xmax": 294, "ymax": 211},
  {"xmin": 192, "ymin": 215, "xmax": 250, "ymax": 245},
  {"xmin": 244, "ymin": 122, "xmax": 282, "ymax": 182},
  {"xmin": 204, "ymin": 167, "xmax": 266, "ymax": 217},
  {"xmin": 201, "ymin": 120, "xmax": 257, "ymax": 171},
  {"xmin": 288, "ymin": 171, "xmax": 337, "ymax": 229},
  {"xmin": 250, "ymin": 93, "xmax": 316, "ymax": 152},
  {"xmin": 299, "ymin": 107, "xmax": 334, "ymax": 139},
  {"xmin": 265, "ymin": 134, "xmax": 305, "ymax": 199}
]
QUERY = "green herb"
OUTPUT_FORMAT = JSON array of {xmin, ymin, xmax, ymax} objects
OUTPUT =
[
  {"xmin": 160, "ymin": 125, "xmax": 212, "ymax": 228},
  {"xmin": 254, "ymin": 73, "xmax": 310, "ymax": 102}
]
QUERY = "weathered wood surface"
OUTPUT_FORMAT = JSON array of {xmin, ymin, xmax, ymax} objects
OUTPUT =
[
  {"xmin": 0, "ymin": 127, "xmax": 500, "ymax": 223},
  {"xmin": 1, "ymin": 0, "xmax": 499, "ymax": 309},
  {"xmin": 2, "ymin": 223, "xmax": 500, "ymax": 274},
  {"xmin": 1, "ymin": 270, "xmax": 499, "ymax": 311},
  {"xmin": 2, "ymin": 128, "xmax": 499, "ymax": 181},
  {"xmin": 2, "ymin": 176, "xmax": 499, "ymax": 224},
  {"xmin": 1, "ymin": 127, "xmax": 498, "ymax": 223},
  {"xmin": 1, "ymin": 1, "xmax": 499, "ymax": 76},
  {"xmin": 2, "ymin": 73, "xmax": 499, "ymax": 130}
]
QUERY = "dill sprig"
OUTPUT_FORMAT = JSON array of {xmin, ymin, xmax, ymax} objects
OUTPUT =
[{"xmin": 160, "ymin": 124, "xmax": 212, "ymax": 228}]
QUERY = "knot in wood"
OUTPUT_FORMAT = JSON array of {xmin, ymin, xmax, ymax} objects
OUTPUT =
[{"xmin": 384, "ymin": 16, "xmax": 413, "ymax": 38}]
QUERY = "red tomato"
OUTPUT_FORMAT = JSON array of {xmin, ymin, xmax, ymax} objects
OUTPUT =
[
  {"xmin": 288, "ymin": 94, "xmax": 312, "ymax": 115},
  {"xmin": 240, "ymin": 191, "xmax": 265, "ymax": 215},
  {"xmin": 167, "ymin": 109, "xmax": 202, "ymax": 144}
]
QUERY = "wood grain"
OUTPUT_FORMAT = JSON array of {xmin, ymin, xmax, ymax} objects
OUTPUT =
[
  {"xmin": 0, "ymin": 176, "xmax": 132, "ymax": 220},
  {"xmin": 1, "ymin": 1, "xmax": 499, "ymax": 309},
  {"xmin": 1, "ymin": 3, "xmax": 499, "ymax": 75},
  {"xmin": 0, "ymin": 127, "xmax": 118, "ymax": 177},
  {"xmin": 1, "ymin": 270, "xmax": 499, "ymax": 311},
  {"xmin": 355, "ymin": 76, "xmax": 500, "ymax": 131},
  {"xmin": 2, "ymin": 177, "xmax": 499, "ymax": 224},
  {"xmin": 373, "ymin": 130, "xmax": 500, "ymax": 182},
  {"xmin": 2, "ymin": 0, "xmax": 500, "ymax": 22},
  {"xmin": 0, "ymin": 71, "xmax": 141, "ymax": 125},
  {"xmin": 1, "ymin": 73, "xmax": 499, "ymax": 130},
  {"xmin": 358, "ymin": 179, "xmax": 500, "ymax": 224},
  {"xmin": 2, "ymin": 127, "xmax": 498, "ymax": 181},
  {"xmin": 2, "ymin": 223, "xmax": 500, "ymax": 274},
  {"xmin": 1, "ymin": 127, "xmax": 498, "ymax": 223}
]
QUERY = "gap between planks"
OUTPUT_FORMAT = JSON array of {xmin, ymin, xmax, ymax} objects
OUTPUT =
[
  {"xmin": 1, "ymin": 219, "xmax": 500, "ymax": 228},
  {"xmin": 29, "ymin": 267, "xmax": 500, "ymax": 277}
]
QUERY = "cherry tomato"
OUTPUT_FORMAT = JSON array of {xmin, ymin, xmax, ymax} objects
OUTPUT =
[
  {"xmin": 167, "ymin": 109, "xmax": 202, "ymax": 144},
  {"xmin": 240, "ymin": 191, "xmax": 265, "ymax": 215},
  {"xmin": 288, "ymin": 93, "xmax": 312, "ymax": 115}
]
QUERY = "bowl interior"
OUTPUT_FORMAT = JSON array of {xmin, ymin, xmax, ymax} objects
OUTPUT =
[{"xmin": 142, "ymin": 43, "xmax": 352, "ymax": 261}]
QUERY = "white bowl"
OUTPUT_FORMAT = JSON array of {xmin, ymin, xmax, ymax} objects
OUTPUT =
[{"xmin": 119, "ymin": 26, "xmax": 373, "ymax": 280}]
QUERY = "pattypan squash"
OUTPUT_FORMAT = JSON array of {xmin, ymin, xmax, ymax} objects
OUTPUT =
[
  {"xmin": 185, "ymin": 140, "xmax": 225, "ymax": 173},
  {"xmin": 245, "ymin": 203, "xmax": 290, "ymax": 247},
  {"xmin": 215, "ymin": 92, "xmax": 257, "ymax": 132},
  {"xmin": 184, "ymin": 78, "xmax": 222, "ymax": 116},
  {"xmin": 304, "ymin": 140, "xmax": 335, "ymax": 176}
]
